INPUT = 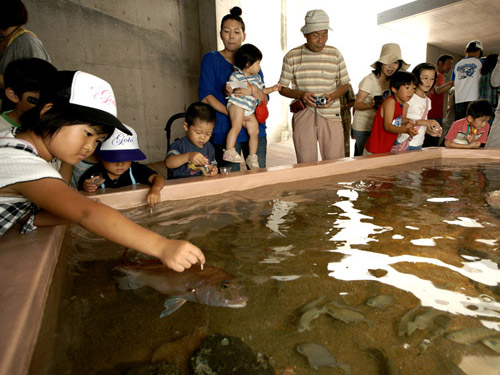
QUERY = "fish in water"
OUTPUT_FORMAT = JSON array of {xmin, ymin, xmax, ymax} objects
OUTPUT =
[
  {"xmin": 407, "ymin": 308, "xmax": 444, "ymax": 336},
  {"xmin": 446, "ymin": 327, "xmax": 499, "ymax": 345},
  {"xmin": 324, "ymin": 301, "xmax": 373, "ymax": 327},
  {"xmin": 397, "ymin": 305, "xmax": 420, "ymax": 336},
  {"xmin": 114, "ymin": 260, "xmax": 248, "ymax": 317},
  {"xmin": 418, "ymin": 314, "xmax": 451, "ymax": 354},
  {"xmin": 296, "ymin": 343, "xmax": 351, "ymax": 374},
  {"xmin": 365, "ymin": 295, "xmax": 394, "ymax": 308},
  {"xmin": 482, "ymin": 337, "xmax": 500, "ymax": 353},
  {"xmin": 298, "ymin": 299, "xmax": 324, "ymax": 333}
]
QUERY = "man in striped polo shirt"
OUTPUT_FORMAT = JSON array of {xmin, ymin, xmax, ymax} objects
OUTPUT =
[{"xmin": 279, "ymin": 9, "xmax": 350, "ymax": 163}]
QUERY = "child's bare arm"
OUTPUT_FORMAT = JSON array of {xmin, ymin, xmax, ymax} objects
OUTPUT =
[
  {"xmin": 146, "ymin": 174, "xmax": 164, "ymax": 206},
  {"xmin": 383, "ymin": 99, "xmax": 418, "ymax": 136},
  {"xmin": 17, "ymin": 178, "xmax": 205, "ymax": 271},
  {"xmin": 445, "ymin": 139, "xmax": 481, "ymax": 149},
  {"xmin": 165, "ymin": 152, "xmax": 208, "ymax": 169},
  {"xmin": 262, "ymin": 83, "xmax": 281, "ymax": 95}
]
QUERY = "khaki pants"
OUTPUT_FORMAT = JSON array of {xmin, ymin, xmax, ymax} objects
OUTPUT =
[{"xmin": 292, "ymin": 108, "xmax": 344, "ymax": 163}]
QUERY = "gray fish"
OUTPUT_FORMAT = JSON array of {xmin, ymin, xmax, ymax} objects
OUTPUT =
[
  {"xmin": 446, "ymin": 327, "xmax": 499, "ymax": 345},
  {"xmin": 407, "ymin": 308, "xmax": 444, "ymax": 336},
  {"xmin": 482, "ymin": 337, "xmax": 500, "ymax": 353},
  {"xmin": 296, "ymin": 343, "xmax": 337, "ymax": 370},
  {"xmin": 366, "ymin": 295, "xmax": 394, "ymax": 308},
  {"xmin": 324, "ymin": 301, "xmax": 373, "ymax": 327},
  {"xmin": 397, "ymin": 305, "xmax": 420, "ymax": 336},
  {"xmin": 114, "ymin": 262, "xmax": 248, "ymax": 317},
  {"xmin": 298, "ymin": 306, "xmax": 324, "ymax": 333},
  {"xmin": 418, "ymin": 314, "xmax": 451, "ymax": 354}
]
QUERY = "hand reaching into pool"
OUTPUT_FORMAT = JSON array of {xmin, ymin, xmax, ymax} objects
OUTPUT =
[{"xmin": 158, "ymin": 239, "xmax": 206, "ymax": 272}]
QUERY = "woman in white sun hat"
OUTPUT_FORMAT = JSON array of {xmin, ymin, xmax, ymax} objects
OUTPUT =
[
  {"xmin": 0, "ymin": 70, "xmax": 204, "ymax": 272},
  {"xmin": 352, "ymin": 43, "xmax": 410, "ymax": 155}
]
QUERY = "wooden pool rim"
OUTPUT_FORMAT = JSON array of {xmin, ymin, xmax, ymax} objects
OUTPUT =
[{"xmin": 1, "ymin": 148, "xmax": 500, "ymax": 375}]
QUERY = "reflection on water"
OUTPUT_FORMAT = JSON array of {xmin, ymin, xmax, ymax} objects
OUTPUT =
[{"xmin": 45, "ymin": 160, "xmax": 500, "ymax": 375}]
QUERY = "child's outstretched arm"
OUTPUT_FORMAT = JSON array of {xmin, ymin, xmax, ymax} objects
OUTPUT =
[
  {"xmin": 17, "ymin": 178, "xmax": 205, "ymax": 272},
  {"xmin": 262, "ymin": 83, "xmax": 281, "ymax": 95},
  {"xmin": 146, "ymin": 174, "xmax": 164, "ymax": 206}
]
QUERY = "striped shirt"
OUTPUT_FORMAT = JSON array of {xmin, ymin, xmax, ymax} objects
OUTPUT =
[
  {"xmin": 227, "ymin": 68, "xmax": 264, "ymax": 113},
  {"xmin": 279, "ymin": 44, "xmax": 350, "ymax": 119}
]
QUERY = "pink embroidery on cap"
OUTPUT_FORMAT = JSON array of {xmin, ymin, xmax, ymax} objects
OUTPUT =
[{"xmin": 93, "ymin": 87, "xmax": 116, "ymax": 107}]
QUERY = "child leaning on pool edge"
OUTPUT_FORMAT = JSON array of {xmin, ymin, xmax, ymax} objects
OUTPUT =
[
  {"xmin": 363, "ymin": 71, "xmax": 419, "ymax": 154},
  {"xmin": 164, "ymin": 102, "xmax": 218, "ymax": 179},
  {"xmin": 0, "ymin": 70, "xmax": 204, "ymax": 272},
  {"xmin": 445, "ymin": 99, "xmax": 493, "ymax": 149},
  {"xmin": 78, "ymin": 124, "xmax": 164, "ymax": 207}
]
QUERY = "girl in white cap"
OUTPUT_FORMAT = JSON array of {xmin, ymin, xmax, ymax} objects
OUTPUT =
[
  {"xmin": 352, "ymin": 43, "xmax": 409, "ymax": 155},
  {"xmin": 0, "ymin": 70, "xmax": 204, "ymax": 272}
]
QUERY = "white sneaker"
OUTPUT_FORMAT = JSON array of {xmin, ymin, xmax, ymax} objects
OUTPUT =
[
  {"xmin": 223, "ymin": 148, "xmax": 244, "ymax": 163},
  {"xmin": 246, "ymin": 154, "xmax": 259, "ymax": 170}
]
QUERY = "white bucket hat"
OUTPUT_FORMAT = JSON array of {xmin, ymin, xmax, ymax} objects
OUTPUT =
[
  {"xmin": 371, "ymin": 43, "xmax": 410, "ymax": 71},
  {"xmin": 300, "ymin": 9, "xmax": 332, "ymax": 34},
  {"xmin": 98, "ymin": 124, "xmax": 146, "ymax": 162}
]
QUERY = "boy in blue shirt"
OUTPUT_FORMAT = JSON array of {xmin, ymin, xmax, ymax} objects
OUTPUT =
[
  {"xmin": 164, "ymin": 102, "xmax": 218, "ymax": 179},
  {"xmin": 79, "ymin": 124, "xmax": 164, "ymax": 206}
]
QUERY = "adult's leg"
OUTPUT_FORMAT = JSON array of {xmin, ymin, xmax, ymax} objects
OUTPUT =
[
  {"xmin": 256, "ymin": 135, "xmax": 267, "ymax": 168},
  {"xmin": 317, "ymin": 118, "xmax": 344, "ymax": 161},
  {"xmin": 486, "ymin": 109, "xmax": 500, "ymax": 148},
  {"xmin": 292, "ymin": 109, "xmax": 318, "ymax": 163},
  {"xmin": 352, "ymin": 130, "xmax": 371, "ymax": 156},
  {"xmin": 455, "ymin": 102, "xmax": 469, "ymax": 121}
]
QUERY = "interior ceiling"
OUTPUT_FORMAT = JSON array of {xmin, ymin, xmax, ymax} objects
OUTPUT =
[{"xmin": 378, "ymin": 0, "xmax": 500, "ymax": 56}]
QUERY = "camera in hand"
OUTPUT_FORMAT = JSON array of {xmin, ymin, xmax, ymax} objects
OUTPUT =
[
  {"xmin": 373, "ymin": 95, "xmax": 384, "ymax": 110},
  {"xmin": 315, "ymin": 96, "xmax": 327, "ymax": 106}
]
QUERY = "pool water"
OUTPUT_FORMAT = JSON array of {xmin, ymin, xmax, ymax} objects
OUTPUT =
[{"xmin": 41, "ymin": 160, "xmax": 500, "ymax": 374}]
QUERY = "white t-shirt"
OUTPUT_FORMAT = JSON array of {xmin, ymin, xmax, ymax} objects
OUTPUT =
[
  {"xmin": 352, "ymin": 73, "xmax": 386, "ymax": 131},
  {"xmin": 452, "ymin": 57, "xmax": 482, "ymax": 104},
  {"xmin": 397, "ymin": 94, "xmax": 431, "ymax": 147}
]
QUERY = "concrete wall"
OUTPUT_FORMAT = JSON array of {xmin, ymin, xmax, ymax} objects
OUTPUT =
[{"xmin": 23, "ymin": 0, "xmax": 218, "ymax": 162}]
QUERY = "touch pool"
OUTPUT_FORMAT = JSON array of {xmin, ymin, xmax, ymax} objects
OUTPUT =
[{"xmin": 31, "ymin": 156, "xmax": 500, "ymax": 375}]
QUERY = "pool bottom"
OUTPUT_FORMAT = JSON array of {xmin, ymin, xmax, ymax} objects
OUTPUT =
[{"xmin": 1, "ymin": 148, "xmax": 500, "ymax": 375}]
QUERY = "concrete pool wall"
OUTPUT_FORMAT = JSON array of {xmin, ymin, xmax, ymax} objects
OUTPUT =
[{"xmin": 1, "ymin": 148, "xmax": 500, "ymax": 375}]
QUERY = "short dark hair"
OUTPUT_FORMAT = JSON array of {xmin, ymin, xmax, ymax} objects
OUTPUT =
[
  {"xmin": 372, "ymin": 60, "xmax": 404, "ymax": 79},
  {"xmin": 412, "ymin": 62, "xmax": 437, "ymax": 90},
  {"xmin": 437, "ymin": 54, "xmax": 453, "ymax": 65},
  {"xmin": 390, "ymin": 71, "xmax": 417, "ymax": 90},
  {"xmin": 19, "ymin": 104, "xmax": 114, "ymax": 139},
  {"xmin": 0, "ymin": 0, "xmax": 28, "ymax": 29},
  {"xmin": 481, "ymin": 54, "xmax": 499, "ymax": 75},
  {"xmin": 185, "ymin": 102, "xmax": 216, "ymax": 127},
  {"xmin": 220, "ymin": 6, "xmax": 245, "ymax": 32},
  {"xmin": 467, "ymin": 100, "xmax": 494, "ymax": 119},
  {"xmin": 4, "ymin": 58, "xmax": 57, "ymax": 97},
  {"xmin": 234, "ymin": 44, "xmax": 262, "ymax": 71}
]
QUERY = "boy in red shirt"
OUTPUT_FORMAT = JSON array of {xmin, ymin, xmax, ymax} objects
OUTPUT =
[
  {"xmin": 364, "ymin": 71, "xmax": 418, "ymax": 154},
  {"xmin": 445, "ymin": 99, "xmax": 493, "ymax": 149}
]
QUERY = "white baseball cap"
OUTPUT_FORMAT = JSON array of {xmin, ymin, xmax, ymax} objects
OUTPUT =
[
  {"xmin": 44, "ymin": 70, "xmax": 131, "ymax": 135},
  {"xmin": 98, "ymin": 124, "xmax": 146, "ymax": 162}
]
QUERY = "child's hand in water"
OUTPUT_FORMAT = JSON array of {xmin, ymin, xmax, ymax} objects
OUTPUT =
[
  {"xmin": 158, "ymin": 239, "xmax": 205, "ymax": 272},
  {"xmin": 146, "ymin": 191, "xmax": 161, "ymax": 206}
]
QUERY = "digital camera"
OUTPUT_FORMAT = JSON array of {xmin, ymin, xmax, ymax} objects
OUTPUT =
[{"xmin": 315, "ymin": 96, "xmax": 327, "ymax": 106}]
